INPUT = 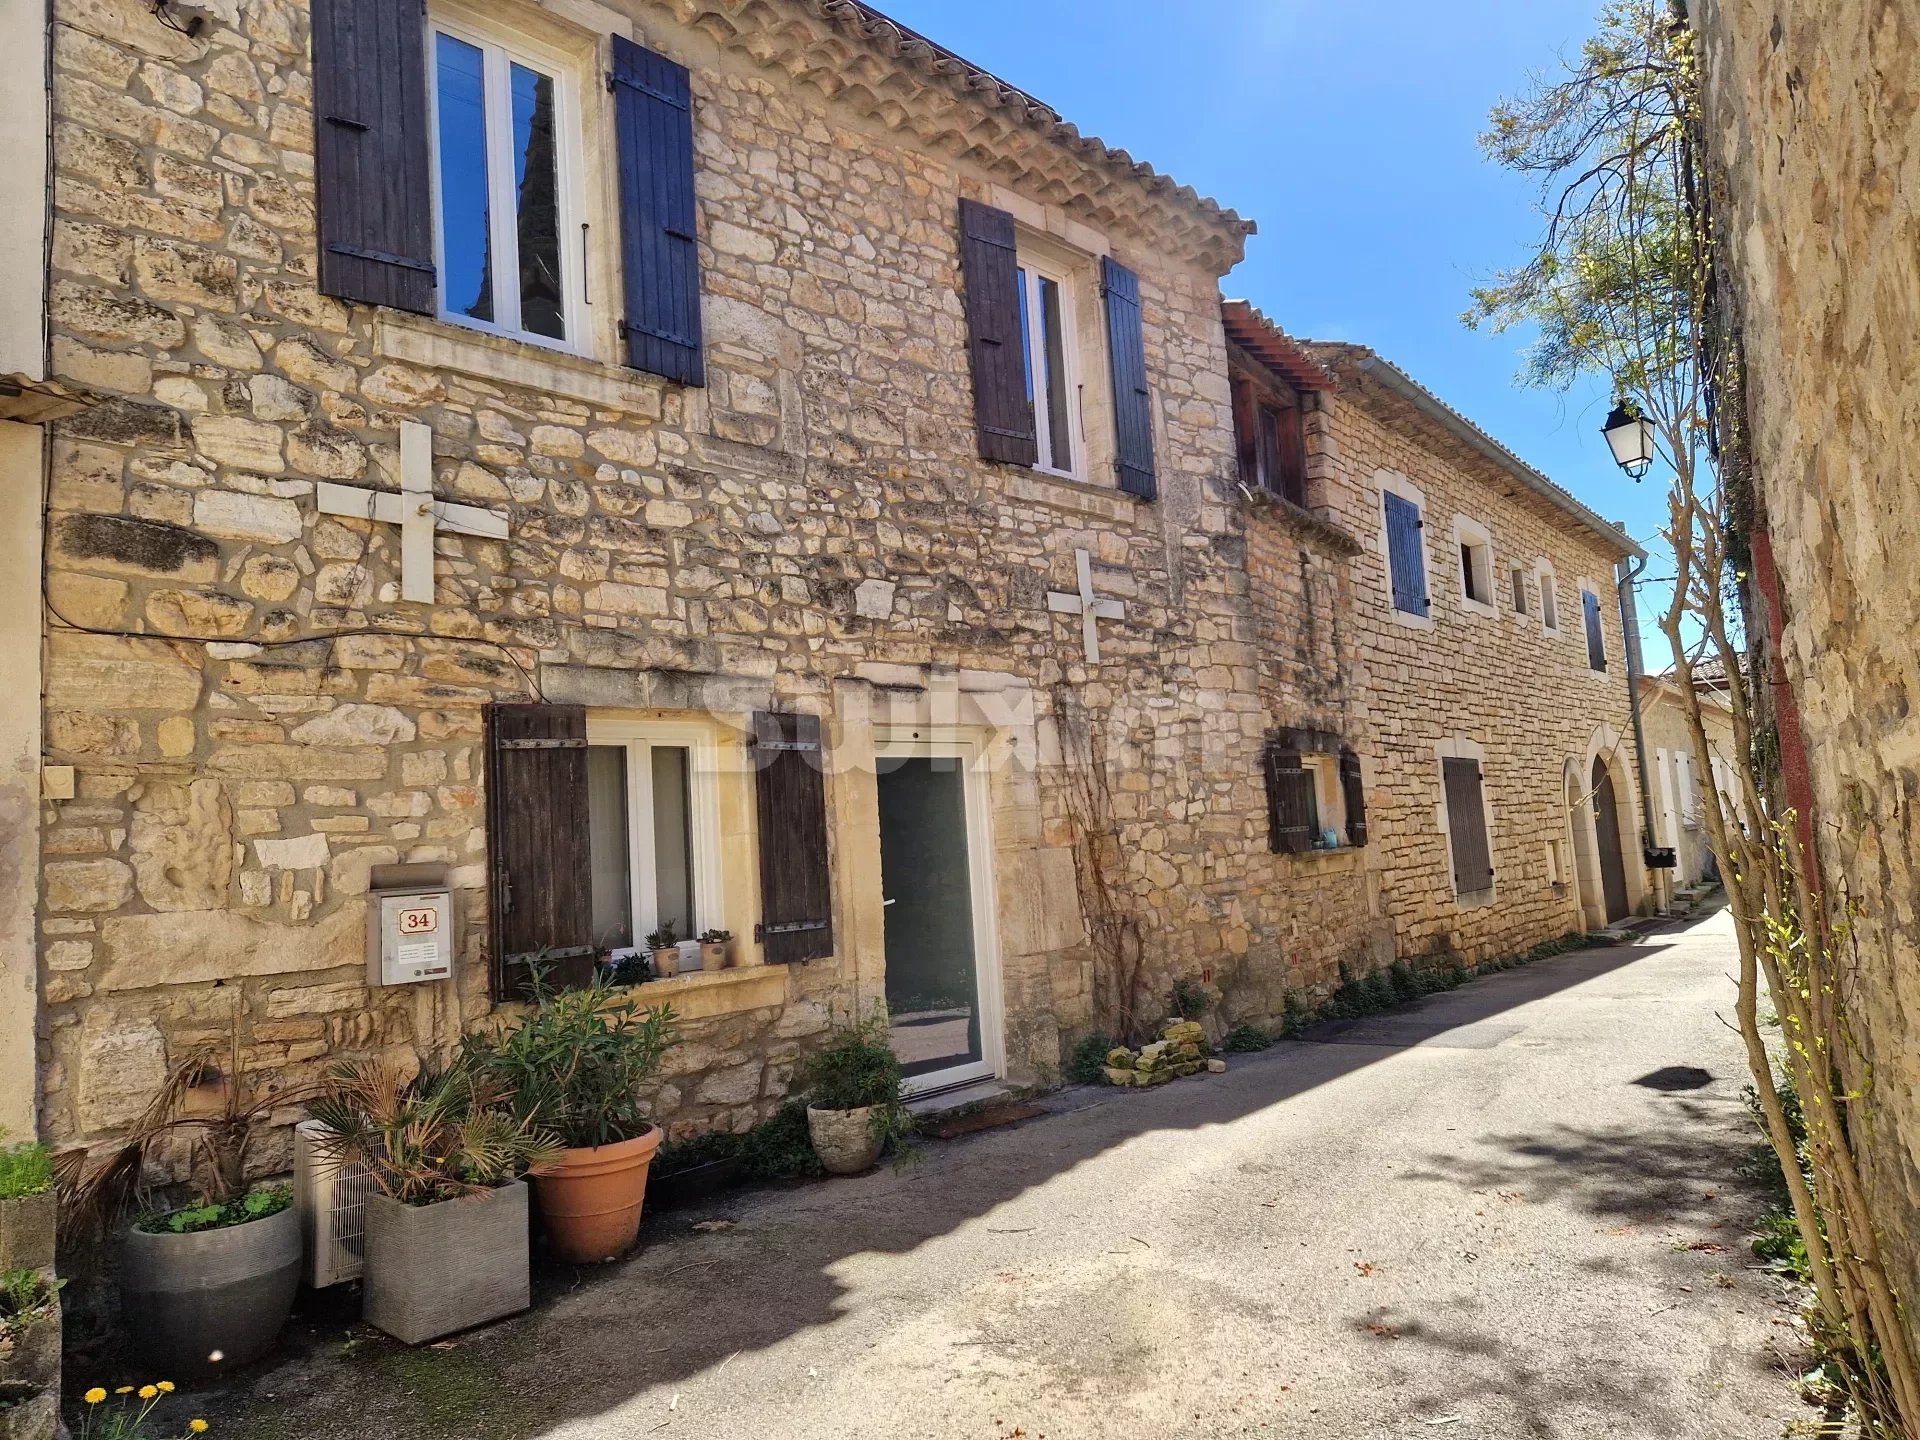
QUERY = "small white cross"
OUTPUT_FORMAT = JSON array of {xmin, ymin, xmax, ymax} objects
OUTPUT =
[
  {"xmin": 1046, "ymin": 548, "xmax": 1126, "ymax": 663},
  {"xmin": 316, "ymin": 421, "xmax": 508, "ymax": 603}
]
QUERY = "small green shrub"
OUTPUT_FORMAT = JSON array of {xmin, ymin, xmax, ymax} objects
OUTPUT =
[
  {"xmin": 799, "ymin": 1008, "xmax": 914, "ymax": 1153},
  {"xmin": 1221, "ymin": 1024, "xmax": 1272, "ymax": 1054},
  {"xmin": 1387, "ymin": 962, "xmax": 1421, "ymax": 1002},
  {"xmin": 737, "ymin": 1101, "xmax": 824, "ymax": 1182},
  {"xmin": 1281, "ymin": 991, "xmax": 1312, "ymax": 1034},
  {"xmin": 1067, "ymin": 1032, "xmax": 1114, "ymax": 1085},
  {"xmin": 1358, "ymin": 970, "xmax": 1396, "ymax": 1013},
  {"xmin": 0, "ymin": 1268, "xmax": 60, "ymax": 1330},
  {"xmin": 1750, "ymin": 1209, "xmax": 1811, "ymax": 1280},
  {"xmin": 1168, "ymin": 976, "xmax": 1214, "ymax": 1020},
  {"xmin": 135, "ymin": 1184, "xmax": 292, "ymax": 1235},
  {"xmin": 0, "ymin": 1141, "xmax": 51, "ymax": 1200}
]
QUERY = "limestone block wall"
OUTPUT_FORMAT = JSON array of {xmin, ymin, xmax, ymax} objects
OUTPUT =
[
  {"xmin": 32, "ymin": 0, "xmax": 1299, "ymax": 1155},
  {"xmin": 1695, "ymin": 0, "xmax": 1920, "ymax": 1315},
  {"xmin": 1305, "ymin": 355, "xmax": 1647, "ymax": 965}
]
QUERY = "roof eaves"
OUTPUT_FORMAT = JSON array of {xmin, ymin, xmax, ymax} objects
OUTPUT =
[
  {"xmin": 1221, "ymin": 300, "xmax": 1336, "ymax": 393},
  {"xmin": 813, "ymin": 1, "xmax": 1255, "ymax": 243},
  {"xmin": 1311, "ymin": 342, "xmax": 1645, "ymax": 560}
]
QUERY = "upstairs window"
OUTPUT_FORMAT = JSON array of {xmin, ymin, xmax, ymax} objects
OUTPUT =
[
  {"xmin": 1453, "ymin": 516, "xmax": 1495, "ymax": 615},
  {"xmin": 1537, "ymin": 563, "xmax": 1561, "ymax": 633},
  {"xmin": 1583, "ymin": 585, "xmax": 1608, "ymax": 672},
  {"xmin": 1382, "ymin": 485, "xmax": 1430, "ymax": 618},
  {"xmin": 1234, "ymin": 377, "xmax": 1308, "ymax": 507},
  {"xmin": 1510, "ymin": 565, "xmax": 1529, "ymax": 615},
  {"xmin": 1016, "ymin": 257, "xmax": 1082, "ymax": 478},
  {"xmin": 430, "ymin": 21, "xmax": 582, "ymax": 349}
]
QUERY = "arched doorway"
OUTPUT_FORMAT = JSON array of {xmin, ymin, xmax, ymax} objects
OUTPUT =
[{"xmin": 1591, "ymin": 756, "xmax": 1630, "ymax": 923}]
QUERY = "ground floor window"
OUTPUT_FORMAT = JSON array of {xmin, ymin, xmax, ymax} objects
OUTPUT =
[
  {"xmin": 1265, "ymin": 730, "xmax": 1369, "ymax": 852},
  {"xmin": 585, "ymin": 719, "xmax": 722, "ymax": 957}
]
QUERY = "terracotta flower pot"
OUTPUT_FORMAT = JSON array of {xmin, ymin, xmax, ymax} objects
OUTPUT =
[
  {"xmin": 806, "ymin": 1105, "xmax": 882, "ymax": 1175},
  {"xmin": 531, "ymin": 1127, "xmax": 663, "ymax": 1264},
  {"xmin": 700, "ymin": 942, "xmax": 729, "ymax": 972},
  {"xmin": 652, "ymin": 947, "xmax": 679, "ymax": 978}
]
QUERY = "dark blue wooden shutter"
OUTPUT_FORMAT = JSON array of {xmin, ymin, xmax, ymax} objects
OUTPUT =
[
  {"xmin": 1584, "ymin": 589, "xmax": 1607, "ymax": 670},
  {"xmin": 957, "ymin": 200, "xmax": 1036, "ymax": 466},
  {"xmin": 1384, "ymin": 492, "xmax": 1428, "ymax": 615},
  {"xmin": 1102, "ymin": 256, "xmax": 1157, "ymax": 500},
  {"xmin": 611, "ymin": 35, "xmax": 704, "ymax": 386},
  {"xmin": 313, "ymin": 0, "xmax": 435, "ymax": 314}
]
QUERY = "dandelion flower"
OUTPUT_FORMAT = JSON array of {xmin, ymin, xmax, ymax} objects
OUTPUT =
[
  {"xmin": 158, "ymin": 1381, "xmax": 176, "ymax": 1393},
  {"xmin": 84, "ymin": 1388, "xmax": 107, "ymax": 1404},
  {"xmin": 190, "ymin": 1421, "xmax": 210, "ymax": 1434},
  {"xmin": 116, "ymin": 1386, "xmax": 134, "ymax": 1395},
  {"xmin": 139, "ymin": 1385, "xmax": 158, "ymax": 1399}
]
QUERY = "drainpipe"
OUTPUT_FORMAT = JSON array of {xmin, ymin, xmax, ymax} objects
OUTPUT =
[{"xmin": 1614, "ymin": 546, "xmax": 1665, "ymax": 908}]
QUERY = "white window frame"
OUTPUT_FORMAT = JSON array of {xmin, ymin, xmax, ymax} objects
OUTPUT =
[
  {"xmin": 584, "ymin": 715, "xmax": 725, "ymax": 956},
  {"xmin": 426, "ymin": 12, "xmax": 589, "ymax": 355},
  {"xmin": 1535, "ymin": 560, "xmax": 1561, "ymax": 635},
  {"xmin": 1579, "ymin": 579, "xmax": 1609, "ymax": 673},
  {"xmin": 1015, "ymin": 252, "xmax": 1087, "ymax": 481},
  {"xmin": 1452, "ymin": 514, "xmax": 1497, "ymax": 617},
  {"xmin": 1509, "ymin": 563, "xmax": 1529, "ymax": 617},
  {"xmin": 1376, "ymin": 469, "xmax": 1433, "ymax": 630}
]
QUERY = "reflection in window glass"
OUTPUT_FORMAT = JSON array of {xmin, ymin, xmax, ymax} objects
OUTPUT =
[
  {"xmin": 651, "ymin": 746, "xmax": 695, "ymax": 939},
  {"xmin": 586, "ymin": 746, "xmax": 632, "ymax": 950},
  {"xmin": 1038, "ymin": 276, "xmax": 1072, "ymax": 471},
  {"xmin": 1015, "ymin": 266, "xmax": 1035, "ymax": 410},
  {"xmin": 434, "ymin": 33, "xmax": 493, "ymax": 323},
  {"xmin": 510, "ymin": 62, "xmax": 565, "ymax": 341}
]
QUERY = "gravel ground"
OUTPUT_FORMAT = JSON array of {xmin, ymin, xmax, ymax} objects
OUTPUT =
[{"xmin": 196, "ymin": 905, "xmax": 1807, "ymax": 1440}]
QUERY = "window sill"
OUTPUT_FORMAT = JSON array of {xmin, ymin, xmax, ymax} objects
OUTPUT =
[
  {"xmin": 618, "ymin": 964, "xmax": 788, "ymax": 1021},
  {"xmin": 375, "ymin": 312, "xmax": 667, "ymax": 415},
  {"xmin": 1245, "ymin": 491, "xmax": 1364, "ymax": 556},
  {"xmin": 1281, "ymin": 846, "xmax": 1365, "ymax": 873},
  {"xmin": 1001, "ymin": 467, "xmax": 1139, "ymax": 523},
  {"xmin": 1460, "ymin": 599, "xmax": 1498, "ymax": 619},
  {"xmin": 1388, "ymin": 605, "xmax": 1436, "ymax": 630}
]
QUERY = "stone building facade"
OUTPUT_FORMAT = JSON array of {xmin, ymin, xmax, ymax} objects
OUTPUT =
[
  {"xmin": 1693, "ymin": 0, "xmax": 1920, "ymax": 1328},
  {"xmin": 1637, "ymin": 672, "xmax": 1738, "ymax": 891},
  {"xmin": 18, "ymin": 0, "xmax": 1351, "ymax": 1159},
  {"xmin": 1234, "ymin": 322, "xmax": 1650, "ymax": 964}
]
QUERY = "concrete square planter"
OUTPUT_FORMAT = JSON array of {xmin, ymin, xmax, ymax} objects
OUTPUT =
[
  {"xmin": 0, "ymin": 1195, "xmax": 53, "ymax": 1275},
  {"xmin": 0, "ymin": 1389, "xmax": 56, "ymax": 1440},
  {"xmin": 0, "ymin": 1305, "xmax": 59, "ymax": 1392},
  {"xmin": 364, "ymin": 1182, "xmax": 529, "ymax": 1345}
]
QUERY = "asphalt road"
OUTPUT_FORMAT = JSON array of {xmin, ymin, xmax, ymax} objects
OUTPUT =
[{"xmin": 210, "ymin": 906, "xmax": 1806, "ymax": 1440}]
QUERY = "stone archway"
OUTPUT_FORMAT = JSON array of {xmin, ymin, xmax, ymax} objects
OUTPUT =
[{"xmin": 1579, "ymin": 724, "xmax": 1647, "ymax": 921}]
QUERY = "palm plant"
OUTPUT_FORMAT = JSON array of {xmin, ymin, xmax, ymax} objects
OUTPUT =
[
  {"xmin": 306, "ymin": 1056, "xmax": 559, "ymax": 1207},
  {"xmin": 56, "ymin": 1028, "xmax": 317, "ymax": 1238}
]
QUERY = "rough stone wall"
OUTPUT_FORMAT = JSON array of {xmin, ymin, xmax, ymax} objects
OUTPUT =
[
  {"xmin": 1305, "ymin": 359, "xmax": 1646, "ymax": 964},
  {"xmin": 32, "ymin": 0, "xmax": 1290, "ymax": 1156},
  {"xmin": 1694, "ymin": 0, "xmax": 1920, "ymax": 1314}
]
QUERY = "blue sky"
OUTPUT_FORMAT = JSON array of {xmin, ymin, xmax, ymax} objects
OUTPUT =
[{"xmin": 877, "ymin": 0, "xmax": 1674, "ymax": 667}]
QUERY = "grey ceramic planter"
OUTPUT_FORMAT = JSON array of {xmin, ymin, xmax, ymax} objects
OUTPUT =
[
  {"xmin": 807, "ymin": 1105, "xmax": 882, "ymax": 1175},
  {"xmin": 120, "ymin": 1204, "xmax": 301, "ymax": 1374},
  {"xmin": 363, "ymin": 1183, "xmax": 529, "ymax": 1346}
]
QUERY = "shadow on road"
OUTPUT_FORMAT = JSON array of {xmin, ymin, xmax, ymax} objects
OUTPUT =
[{"xmin": 200, "ymin": 930, "xmax": 1753, "ymax": 1440}]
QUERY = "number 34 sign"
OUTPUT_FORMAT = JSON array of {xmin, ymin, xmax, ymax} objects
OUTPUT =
[{"xmin": 397, "ymin": 906, "xmax": 439, "ymax": 936}]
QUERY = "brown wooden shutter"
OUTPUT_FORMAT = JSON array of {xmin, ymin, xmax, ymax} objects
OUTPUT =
[
  {"xmin": 1271, "ymin": 399, "xmax": 1307, "ymax": 507},
  {"xmin": 958, "ymin": 199, "xmax": 1036, "ymax": 466},
  {"xmin": 611, "ymin": 34, "xmax": 705, "ymax": 385},
  {"xmin": 1102, "ymin": 255, "xmax": 1157, "ymax": 500},
  {"xmin": 1340, "ymin": 747, "xmax": 1368, "ymax": 846},
  {"xmin": 312, "ymin": 0, "xmax": 435, "ymax": 314},
  {"xmin": 485, "ymin": 703, "xmax": 595, "ymax": 999},
  {"xmin": 752, "ymin": 711, "xmax": 833, "ymax": 964},
  {"xmin": 1442, "ymin": 756, "xmax": 1494, "ymax": 896},
  {"xmin": 1263, "ymin": 741, "xmax": 1315, "ymax": 854}
]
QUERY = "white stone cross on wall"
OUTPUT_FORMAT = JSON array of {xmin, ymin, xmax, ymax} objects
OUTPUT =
[
  {"xmin": 1047, "ymin": 549, "xmax": 1126, "ymax": 664},
  {"xmin": 316, "ymin": 420, "xmax": 508, "ymax": 603}
]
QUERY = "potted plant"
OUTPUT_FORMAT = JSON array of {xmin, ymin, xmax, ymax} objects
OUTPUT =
[
  {"xmin": 698, "ymin": 929, "xmax": 733, "ymax": 972},
  {"xmin": 56, "ymin": 1036, "xmax": 312, "ymax": 1375},
  {"xmin": 647, "ymin": 923, "xmax": 680, "ymax": 978},
  {"xmin": 472, "ymin": 974, "xmax": 677, "ymax": 1264},
  {"xmin": 309, "ymin": 1056, "xmax": 557, "ymax": 1345},
  {"xmin": 800, "ymin": 1009, "xmax": 915, "ymax": 1176}
]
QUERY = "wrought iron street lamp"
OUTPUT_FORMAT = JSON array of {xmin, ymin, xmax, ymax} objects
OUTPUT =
[{"xmin": 1601, "ymin": 401, "xmax": 1656, "ymax": 480}]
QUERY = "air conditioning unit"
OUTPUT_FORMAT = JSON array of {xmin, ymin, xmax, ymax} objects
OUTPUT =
[{"xmin": 294, "ymin": 1120, "xmax": 371, "ymax": 1288}]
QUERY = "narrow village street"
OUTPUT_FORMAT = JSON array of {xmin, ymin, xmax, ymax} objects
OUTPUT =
[{"xmin": 210, "ymin": 907, "xmax": 1802, "ymax": 1440}]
